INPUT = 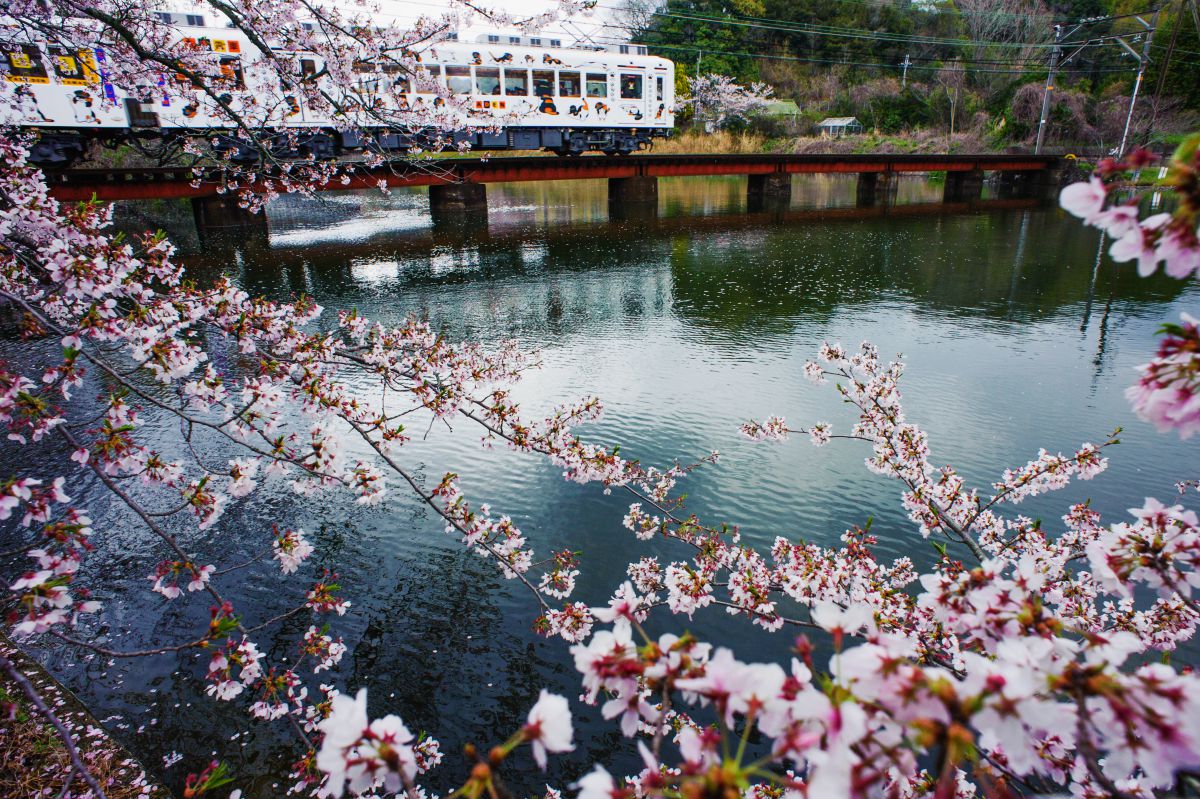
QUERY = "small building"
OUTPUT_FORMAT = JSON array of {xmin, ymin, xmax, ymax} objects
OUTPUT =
[
  {"xmin": 763, "ymin": 99, "xmax": 801, "ymax": 121},
  {"xmin": 816, "ymin": 117, "xmax": 864, "ymax": 138}
]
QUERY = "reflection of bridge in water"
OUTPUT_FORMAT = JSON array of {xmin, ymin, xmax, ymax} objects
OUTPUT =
[
  {"xmin": 183, "ymin": 196, "xmax": 1170, "ymax": 365},
  {"xmin": 186, "ymin": 196, "xmax": 1045, "ymax": 273},
  {"xmin": 47, "ymin": 153, "xmax": 1064, "ymax": 243}
]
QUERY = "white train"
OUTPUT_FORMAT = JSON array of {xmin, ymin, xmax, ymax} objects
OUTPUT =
[{"xmin": 0, "ymin": 16, "xmax": 676, "ymax": 165}]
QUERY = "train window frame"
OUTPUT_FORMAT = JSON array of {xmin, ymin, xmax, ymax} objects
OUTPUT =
[
  {"xmin": 444, "ymin": 65, "xmax": 472, "ymax": 95},
  {"xmin": 476, "ymin": 66, "xmax": 501, "ymax": 95},
  {"xmin": 532, "ymin": 69, "xmax": 554, "ymax": 97},
  {"xmin": 502, "ymin": 68, "xmax": 528, "ymax": 96},
  {"xmin": 619, "ymin": 73, "xmax": 642, "ymax": 99},
  {"xmin": 585, "ymin": 73, "xmax": 607, "ymax": 98},
  {"xmin": 557, "ymin": 70, "xmax": 580, "ymax": 98},
  {"xmin": 414, "ymin": 64, "xmax": 440, "ymax": 91},
  {"xmin": 1, "ymin": 43, "xmax": 49, "ymax": 82},
  {"xmin": 46, "ymin": 46, "xmax": 93, "ymax": 84}
]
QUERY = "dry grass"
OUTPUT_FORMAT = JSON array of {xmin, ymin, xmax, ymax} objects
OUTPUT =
[
  {"xmin": 0, "ymin": 635, "xmax": 168, "ymax": 799},
  {"xmin": 644, "ymin": 129, "xmax": 770, "ymax": 155},
  {"xmin": 787, "ymin": 130, "xmax": 995, "ymax": 155}
]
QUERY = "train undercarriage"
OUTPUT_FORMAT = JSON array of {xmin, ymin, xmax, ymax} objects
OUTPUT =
[{"xmin": 26, "ymin": 125, "xmax": 669, "ymax": 168}]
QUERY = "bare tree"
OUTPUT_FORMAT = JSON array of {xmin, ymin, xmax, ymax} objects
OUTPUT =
[
  {"xmin": 936, "ymin": 60, "xmax": 968, "ymax": 146},
  {"xmin": 955, "ymin": 0, "xmax": 1053, "ymax": 95},
  {"xmin": 613, "ymin": 0, "xmax": 662, "ymax": 40}
]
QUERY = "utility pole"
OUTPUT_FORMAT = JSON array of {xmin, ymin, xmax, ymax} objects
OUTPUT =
[
  {"xmin": 695, "ymin": 50, "xmax": 702, "ymax": 79},
  {"xmin": 1117, "ymin": 10, "xmax": 1159, "ymax": 157},
  {"xmin": 901, "ymin": 54, "xmax": 911, "ymax": 88},
  {"xmin": 1035, "ymin": 23, "xmax": 1063, "ymax": 155}
]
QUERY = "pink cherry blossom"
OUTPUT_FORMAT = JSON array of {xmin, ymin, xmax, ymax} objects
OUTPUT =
[
  {"xmin": 524, "ymin": 690, "xmax": 575, "ymax": 769},
  {"xmin": 1059, "ymin": 176, "xmax": 1107, "ymax": 222}
]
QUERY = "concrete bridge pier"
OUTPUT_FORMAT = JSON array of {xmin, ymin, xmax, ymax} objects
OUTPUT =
[
  {"xmin": 191, "ymin": 196, "xmax": 268, "ymax": 246},
  {"xmin": 1028, "ymin": 168, "xmax": 1065, "ymax": 202},
  {"xmin": 996, "ymin": 171, "xmax": 1027, "ymax": 198},
  {"xmin": 943, "ymin": 169, "xmax": 985, "ymax": 203},
  {"xmin": 429, "ymin": 181, "xmax": 487, "ymax": 211},
  {"xmin": 609, "ymin": 176, "xmax": 657, "ymax": 208},
  {"xmin": 747, "ymin": 173, "xmax": 792, "ymax": 211},
  {"xmin": 856, "ymin": 172, "xmax": 897, "ymax": 207},
  {"xmin": 429, "ymin": 182, "xmax": 488, "ymax": 228}
]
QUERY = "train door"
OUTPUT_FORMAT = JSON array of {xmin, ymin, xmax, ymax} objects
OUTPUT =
[
  {"xmin": 653, "ymin": 74, "xmax": 667, "ymax": 124},
  {"xmin": 618, "ymin": 71, "xmax": 647, "ymax": 123}
]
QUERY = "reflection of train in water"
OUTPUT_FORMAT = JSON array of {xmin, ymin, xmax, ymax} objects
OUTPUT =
[{"xmin": 0, "ymin": 12, "xmax": 676, "ymax": 166}]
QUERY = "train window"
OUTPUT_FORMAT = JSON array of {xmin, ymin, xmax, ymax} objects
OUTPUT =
[
  {"xmin": 393, "ymin": 73, "xmax": 411, "ymax": 93},
  {"xmin": 557, "ymin": 71, "xmax": 580, "ymax": 97},
  {"xmin": 154, "ymin": 12, "xmax": 173, "ymax": 24},
  {"xmin": 487, "ymin": 35, "xmax": 500, "ymax": 44},
  {"xmin": 619, "ymin": 74, "xmax": 642, "ymax": 99},
  {"xmin": 444, "ymin": 65, "xmax": 472, "ymax": 94},
  {"xmin": 186, "ymin": 14, "xmax": 205, "ymax": 26},
  {"xmin": 509, "ymin": 36, "xmax": 521, "ymax": 45},
  {"xmin": 529, "ymin": 37, "xmax": 542, "ymax": 46},
  {"xmin": 414, "ymin": 64, "xmax": 440, "ymax": 90},
  {"xmin": 550, "ymin": 39, "xmax": 561, "ymax": 47},
  {"xmin": 655, "ymin": 76, "xmax": 664, "ymax": 101},
  {"xmin": 218, "ymin": 57, "xmax": 245, "ymax": 89},
  {"xmin": 1, "ymin": 44, "xmax": 48, "ymax": 82},
  {"xmin": 47, "ymin": 47, "xmax": 83, "ymax": 82},
  {"xmin": 476, "ymin": 67, "xmax": 500, "ymax": 95},
  {"xmin": 532, "ymin": 70, "xmax": 553, "ymax": 97},
  {"xmin": 618, "ymin": 45, "xmax": 629, "ymax": 55},
  {"xmin": 300, "ymin": 58, "xmax": 316, "ymax": 77},
  {"xmin": 503, "ymin": 68, "xmax": 528, "ymax": 96},
  {"xmin": 585, "ymin": 73, "xmax": 607, "ymax": 98}
]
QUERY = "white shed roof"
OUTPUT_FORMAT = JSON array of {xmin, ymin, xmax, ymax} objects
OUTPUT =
[{"xmin": 817, "ymin": 117, "xmax": 861, "ymax": 127}]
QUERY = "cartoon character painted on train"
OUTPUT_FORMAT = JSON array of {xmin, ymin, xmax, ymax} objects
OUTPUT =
[
  {"xmin": 71, "ymin": 89, "xmax": 100, "ymax": 123},
  {"xmin": 533, "ymin": 73, "xmax": 557, "ymax": 115},
  {"xmin": 491, "ymin": 52, "xmax": 513, "ymax": 64},
  {"xmin": 568, "ymin": 98, "xmax": 588, "ymax": 117},
  {"xmin": 13, "ymin": 83, "xmax": 51, "ymax": 122}
]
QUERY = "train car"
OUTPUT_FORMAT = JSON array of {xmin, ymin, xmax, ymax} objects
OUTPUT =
[{"xmin": 0, "ymin": 12, "xmax": 675, "ymax": 166}]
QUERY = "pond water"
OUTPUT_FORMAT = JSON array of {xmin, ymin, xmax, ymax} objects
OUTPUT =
[{"xmin": 6, "ymin": 174, "xmax": 1200, "ymax": 796}]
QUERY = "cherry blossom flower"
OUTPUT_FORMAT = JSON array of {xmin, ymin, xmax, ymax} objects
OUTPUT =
[{"xmin": 524, "ymin": 690, "xmax": 575, "ymax": 769}]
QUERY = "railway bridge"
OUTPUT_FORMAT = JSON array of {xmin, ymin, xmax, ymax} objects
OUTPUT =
[{"xmin": 42, "ymin": 152, "xmax": 1066, "ymax": 240}]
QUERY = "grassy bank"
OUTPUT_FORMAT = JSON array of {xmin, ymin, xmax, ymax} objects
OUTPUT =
[{"xmin": 1, "ymin": 635, "xmax": 168, "ymax": 798}]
